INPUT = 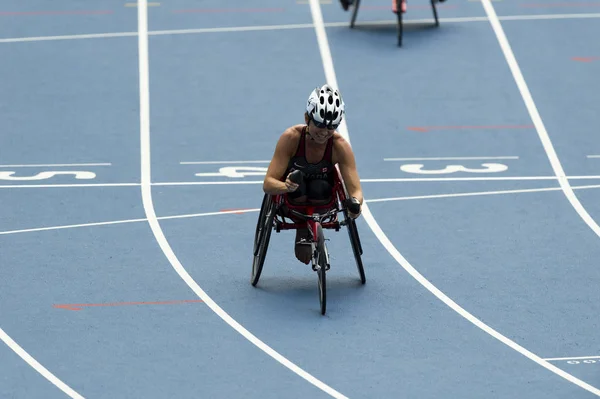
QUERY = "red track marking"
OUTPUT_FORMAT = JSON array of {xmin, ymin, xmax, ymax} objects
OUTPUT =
[
  {"xmin": 407, "ymin": 125, "xmax": 535, "ymax": 132},
  {"xmin": 172, "ymin": 8, "xmax": 285, "ymax": 14},
  {"xmin": 520, "ymin": 2, "xmax": 600, "ymax": 7},
  {"xmin": 53, "ymin": 299, "xmax": 203, "ymax": 311},
  {"xmin": 572, "ymin": 56, "xmax": 600, "ymax": 62},
  {"xmin": 220, "ymin": 208, "xmax": 253, "ymax": 214},
  {"xmin": 0, "ymin": 10, "xmax": 113, "ymax": 16}
]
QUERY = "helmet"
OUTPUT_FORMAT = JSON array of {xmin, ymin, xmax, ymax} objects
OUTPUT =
[{"xmin": 306, "ymin": 84, "xmax": 345, "ymax": 129}]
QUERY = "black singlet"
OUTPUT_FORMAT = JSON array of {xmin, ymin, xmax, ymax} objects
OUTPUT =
[{"xmin": 283, "ymin": 126, "xmax": 335, "ymax": 185}]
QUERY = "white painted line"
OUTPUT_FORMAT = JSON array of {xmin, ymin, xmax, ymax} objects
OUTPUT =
[
  {"xmin": 0, "ymin": 163, "xmax": 111, "ymax": 168},
  {"xmin": 483, "ymin": 0, "xmax": 600, "ymax": 234},
  {"xmin": 135, "ymin": 1, "xmax": 347, "ymax": 397},
  {"xmin": 366, "ymin": 184, "xmax": 600, "ymax": 203},
  {"xmin": 367, "ymin": 186, "xmax": 560, "ymax": 203},
  {"xmin": 0, "ymin": 218, "xmax": 148, "ymax": 235},
  {"xmin": 586, "ymin": 155, "xmax": 600, "ymax": 158},
  {"xmin": 2, "ymin": 13, "xmax": 600, "ymax": 44},
  {"xmin": 0, "ymin": 183, "xmax": 139, "ymax": 189},
  {"xmin": 359, "ymin": 175, "xmax": 600, "ymax": 182},
  {"xmin": 481, "ymin": 2, "xmax": 600, "ymax": 390},
  {"xmin": 500, "ymin": 12, "xmax": 600, "ymax": 21},
  {"xmin": 545, "ymin": 356, "xmax": 600, "ymax": 361},
  {"xmin": 309, "ymin": 0, "xmax": 600, "ymax": 396},
  {"xmin": 148, "ymin": 23, "xmax": 314, "ymax": 37},
  {"xmin": 180, "ymin": 160, "xmax": 270, "ymax": 164},
  {"xmin": 3, "ymin": 183, "xmax": 600, "ymax": 236},
  {"xmin": 153, "ymin": 181, "xmax": 264, "ymax": 186},
  {"xmin": 0, "ymin": 327, "xmax": 84, "ymax": 398},
  {"xmin": 0, "ymin": 32, "xmax": 137, "ymax": 43},
  {"xmin": 384, "ymin": 156, "xmax": 519, "ymax": 161},
  {"xmin": 0, "ymin": 209, "xmax": 260, "ymax": 236},
  {"xmin": 158, "ymin": 208, "xmax": 260, "ymax": 221},
  {"xmin": 4, "ymin": 175, "xmax": 600, "ymax": 189}
]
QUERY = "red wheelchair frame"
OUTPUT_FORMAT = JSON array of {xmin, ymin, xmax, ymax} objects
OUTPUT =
[{"xmin": 251, "ymin": 164, "xmax": 365, "ymax": 315}]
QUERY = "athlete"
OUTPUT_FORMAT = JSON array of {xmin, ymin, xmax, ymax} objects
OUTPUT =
[{"xmin": 262, "ymin": 84, "xmax": 363, "ymax": 265}]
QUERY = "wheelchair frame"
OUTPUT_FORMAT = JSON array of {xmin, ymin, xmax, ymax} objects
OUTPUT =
[
  {"xmin": 349, "ymin": 0, "xmax": 442, "ymax": 47},
  {"xmin": 251, "ymin": 164, "xmax": 365, "ymax": 315}
]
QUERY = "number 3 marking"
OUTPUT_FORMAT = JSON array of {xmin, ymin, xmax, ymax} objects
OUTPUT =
[{"xmin": 400, "ymin": 163, "xmax": 508, "ymax": 174}]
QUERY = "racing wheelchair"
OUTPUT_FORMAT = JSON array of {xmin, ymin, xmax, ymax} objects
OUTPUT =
[{"xmin": 251, "ymin": 165, "xmax": 365, "ymax": 315}]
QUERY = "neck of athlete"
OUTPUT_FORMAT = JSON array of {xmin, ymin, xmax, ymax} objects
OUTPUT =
[{"xmin": 306, "ymin": 128, "xmax": 329, "ymax": 147}]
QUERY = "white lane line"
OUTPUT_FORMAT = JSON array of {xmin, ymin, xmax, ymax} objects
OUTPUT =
[
  {"xmin": 0, "ymin": 183, "xmax": 139, "ymax": 189},
  {"xmin": 484, "ymin": 1, "xmax": 600, "ymax": 391},
  {"xmin": 0, "ymin": 218, "xmax": 148, "ymax": 235},
  {"xmin": 544, "ymin": 356, "xmax": 600, "ymax": 361},
  {"xmin": 498, "ymin": 12, "xmax": 600, "ymax": 21},
  {"xmin": 0, "ymin": 163, "xmax": 111, "ymax": 168},
  {"xmin": 180, "ymin": 160, "xmax": 270, "ymax": 164},
  {"xmin": 481, "ymin": 0, "xmax": 600, "ymax": 388},
  {"xmin": 157, "ymin": 208, "xmax": 260, "ymax": 220},
  {"xmin": 366, "ymin": 184, "xmax": 600, "ymax": 203},
  {"xmin": 384, "ymin": 156, "xmax": 519, "ymax": 161},
  {"xmin": 0, "ymin": 209, "xmax": 261, "ymax": 236},
  {"xmin": 0, "ymin": 32, "xmax": 137, "ymax": 43},
  {"xmin": 359, "ymin": 175, "xmax": 600, "ymax": 182},
  {"xmin": 482, "ymin": 0, "xmax": 600, "ymax": 236},
  {"xmin": 3, "ymin": 184, "xmax": 600, "ymax": 237},
  {"xmin": 135, "ymin": 1, "xmax": 348, "ymax": 398},
  {"xmin": 367, "ymin": 186, "xmax": 561, "ymax": 203},
  {"xmin": 308, "ymin": 0, "xmax": 600, "ymax": 395},
  {"xmin": 0, "ymin": 328, "xmax": 84, "ymax": 398},
  {"xmin": 4, "ymin": 175, "xmax": 600, "ymax": 189},
  {"xmin": 586, "ymin": 155, "xmax": 600, "ymax": 158},
  {"xmin": 2, "ymin": 13, "xmax": 600, "ymax": 44},
  {"xmin": 152, "ymin": 181, "xmax": 263, "ymax": 186},
  {"xmin": 148, "ymin": 23, "xmax": 315, "ymax": 36}
]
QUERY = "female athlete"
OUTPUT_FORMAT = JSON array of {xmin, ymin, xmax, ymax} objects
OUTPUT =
[{"xmin": 262, "ymin": 84, "xmax": 364, "ymax": 264}]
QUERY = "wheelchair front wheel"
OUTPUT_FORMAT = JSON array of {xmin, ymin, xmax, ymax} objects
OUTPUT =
[
  {"xmin": 314, "ymin": 223, "xmax": 328, "ymax": 315},
  {"xmin": 251, "ymin": 194, "xmax": 275, "ymax": 286}
]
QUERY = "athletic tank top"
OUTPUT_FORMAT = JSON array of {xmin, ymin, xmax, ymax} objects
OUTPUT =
[{"xmin": 283, "ymin": 126, "xmax": 335, "ymax": 184}]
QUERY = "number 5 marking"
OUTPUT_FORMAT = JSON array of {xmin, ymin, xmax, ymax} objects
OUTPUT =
[
  {"xmin": 0, "ymin": 171, "xmax": 96, "ymax": 181},
  {"xmin": 400, "ymin": 163, "xmax": 508, "ymax": 174}
]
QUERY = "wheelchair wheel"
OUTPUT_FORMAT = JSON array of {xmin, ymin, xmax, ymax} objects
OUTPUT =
[
  {"xmin": 342, "ymin": 206, "xmax": 366, "ymax": 284},
  {"xmin": 251, "ymin": 194, "xmax": 275, "ymax": 286},
  {"xmin": 315, "ymin": 223, "xmax": 328, "ymax": 315},
  {"xmin": 335, "ymin": 164, "xmax": 365, "ymax": 284}
]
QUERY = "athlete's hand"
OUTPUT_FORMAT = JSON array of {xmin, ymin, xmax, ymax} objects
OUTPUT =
[
  {"xmin": 348, "ymin": 209, "xmax": 361, "ymax": 219},
  {"xmin": 346, "ymin": 197, "xmax": 361, "ymax": 219},
  {"xmin": 285, "ymin": 170, "xmax": 303, "ymax": 193},
  {"xmin": 285, "ymin": 177, "xmax": 299, "ymax": 193}
]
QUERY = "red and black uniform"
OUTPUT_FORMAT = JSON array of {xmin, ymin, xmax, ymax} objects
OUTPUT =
[{"xmin": 282, "ymin": 126, "xmax": 335, "ymax": 200}]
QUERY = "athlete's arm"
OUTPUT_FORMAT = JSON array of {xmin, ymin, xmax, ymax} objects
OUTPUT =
[
  {"xmin": 336, "ymin": 138, "xmax": 363, "ymax": 212},
  {"xmin": 263, "ymin": 129, "xmax": 299, "ymax": 195}
]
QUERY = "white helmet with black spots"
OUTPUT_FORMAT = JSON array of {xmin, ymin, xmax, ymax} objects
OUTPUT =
[{"xmin": 306, "ymin": 84, "xmax": 345, "ymax": 129}]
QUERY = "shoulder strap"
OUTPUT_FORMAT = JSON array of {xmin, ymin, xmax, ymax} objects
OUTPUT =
[
  {"xmin": 324, "ymin": 135, "xmax": 334, "ymax": 162},
  {"xmin": 294, "ymin": 126, "xmax": 307, "ymax": 157}
]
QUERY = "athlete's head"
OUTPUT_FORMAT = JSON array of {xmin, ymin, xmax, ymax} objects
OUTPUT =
[{"xmin": 304, "ymin": 84, "xmax": 345, "ymax": 143}]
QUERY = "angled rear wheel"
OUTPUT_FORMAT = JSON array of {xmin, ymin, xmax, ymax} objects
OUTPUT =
[
  {"xmin": 343, "ymin": 208, "xmax": 365, "ymax": 284},
  {"xmin": 336, "ymin": 165, "xmax": 366, "ymax": 284},
  {"xmin": 251, "ymin": 194, "xmax": 275, "ymax": 286}
]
